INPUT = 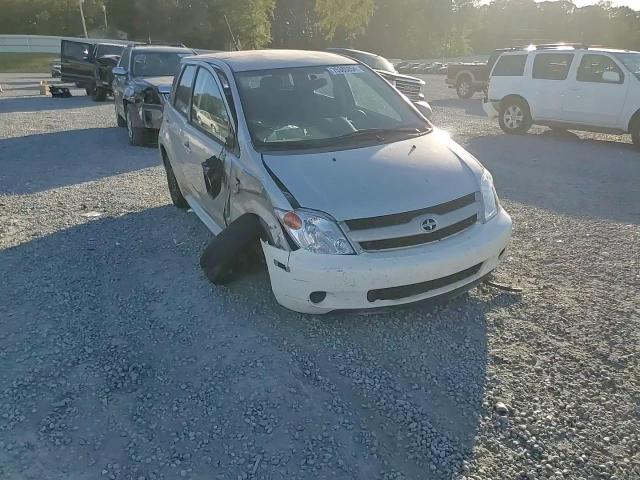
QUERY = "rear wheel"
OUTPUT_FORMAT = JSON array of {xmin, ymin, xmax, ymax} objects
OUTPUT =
[
  {"xmin": 92, "ymin": 86, "xmax": 107, "ymax": 102},
  {"xmin": 162, "ymin": 155, "xmax": 189, "ymax": 209},
  {"xmin": 126, "ymin": 104, "xmax": 147, "ymax": 146},
  {"xmin": 499, "ymin": 99, "xmax": 532, "ymax": 135},
  {"xmin": 456, "ymin": 77, "xmax": 474, "ymax": 99}
]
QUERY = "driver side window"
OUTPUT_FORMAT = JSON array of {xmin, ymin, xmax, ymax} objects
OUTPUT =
[{"xmin": 345, "ymin": 74, "xmax": 401, "ymax": 121}]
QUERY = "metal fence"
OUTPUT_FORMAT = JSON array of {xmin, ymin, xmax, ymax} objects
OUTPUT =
[{"xmin": 0, "ymin": 35, "xmax": 126, "ymax": 54}]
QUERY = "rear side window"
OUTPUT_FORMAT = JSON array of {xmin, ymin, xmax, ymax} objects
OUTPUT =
[
  {"xmin": 492, "ymin": 55, "xmax": 527, "ymax": 76},
  {"xmin": 533, "ymin": 53, "xmax": 574, "ymax": 81},
  {"xmin": 173, "ymin": 65, "xmax": 197, "ymax": 118}
]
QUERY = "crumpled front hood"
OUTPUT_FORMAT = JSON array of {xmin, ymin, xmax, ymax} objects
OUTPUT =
[
  {"xmin": 134, "ymin": 76, "xmax": 174, "ymax": 89},
  {"xmin": 263, "ymin": 133, "xmax": 481, "ymax": 221}
]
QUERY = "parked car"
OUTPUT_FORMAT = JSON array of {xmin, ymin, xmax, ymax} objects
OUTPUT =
[
  {"xmin": 483, "ymin": 44, "xmax": 640, "ymax": 148},
  {"xmin": 327, "ymin": 48, "xmax": 432, "ymax": 118},
  {"xmin": 393, "ymin": 61, "xmax": 412, "ymax": 71},
  {"xmin": 397, "ymin": 62, "xmax": 421, "ymax": 74},
  {"xmin": 446, "ymin": 49, "xmax": 510, "ymax": 98},
  {"xmin": 425, "ymin": 62, "xmax": 443, "ymax": 74},
  {"xmin": 60, "ymin": 40, "xmax": 128, "ymax": 100},
  {"xmin": 159, "ymin": 50, "xmax": 512, "ymax": 314},
  {"xmin": 50, "ymin": 58, "xmax": 61, "ymax": 78},
  {"xmin": 112, "ymin": 44, "xmax": 195, "ymax": 146}
]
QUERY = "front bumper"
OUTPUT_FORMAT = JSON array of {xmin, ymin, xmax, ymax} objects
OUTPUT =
[
  {"xmin": 483, "ymin": 98, "xmax": 500, "ymax": 119},
  {"xmin": 262, "ymin": 208, "xmax": 512, "ymax": 314}
]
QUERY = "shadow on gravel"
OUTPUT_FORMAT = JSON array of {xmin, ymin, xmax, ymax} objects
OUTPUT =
[
  {"xmin": 468, "ymin": 133, "xmax": 640, "ymax": 224},
  {"xmin": 0, "ymin": 127, "xmax": 157, "ymax": 194},
  {"xmin": 0, "ymin": 95, "xmax": 98, "ymax": 113},
  {"xmin": 0, "ymin": 206, "xmax": 519, "ymax": 479},
  {"xmin": 430, "ymin": 98, "xmax": 486, "ymax": 116}
]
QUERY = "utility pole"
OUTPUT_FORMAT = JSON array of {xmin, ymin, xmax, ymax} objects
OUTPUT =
[
  {"xmin": 102, "ymin": 5, "xmax": 108, "ymax": 30},
  {"xmin": 79, "ymin": 0, "xmax": 88, "ymax": 38}
]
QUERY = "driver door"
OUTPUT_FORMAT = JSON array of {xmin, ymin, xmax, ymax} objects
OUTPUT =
[
  {"xmin": 182, "ymin": 66, "xmax": 237, "ymax": 231},
  {"xmin": 561, "ymin": 53, "xmax": 628, "ymax": 128},
  {"xmin": 61, "ymin": 40, "xmax": 94, "ymax": 85}
]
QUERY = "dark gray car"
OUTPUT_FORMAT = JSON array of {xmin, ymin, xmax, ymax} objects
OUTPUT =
[{"xmin": 112, "ymin": 45, "xmax": 195, "ymax": 146}]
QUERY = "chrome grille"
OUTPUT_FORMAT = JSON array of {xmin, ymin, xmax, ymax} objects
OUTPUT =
[
  {"xmin": 395, "ymin": 79, "xmax": 422, "ymax": 101},
  {"xmin": 343, "ymin": 193, "xmax": 480, "ymax": 252}
]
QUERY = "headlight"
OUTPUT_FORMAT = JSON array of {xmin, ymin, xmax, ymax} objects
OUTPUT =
[
  {"xmin": 480, "ymin": 169, "xmax": 498, "ymax": 222},
  {"xmin": 275, "ymin": 209, "xmax": 355, "ymax": 255}
]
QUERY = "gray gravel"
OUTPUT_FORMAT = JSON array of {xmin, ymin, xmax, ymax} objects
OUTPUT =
[{"xmin": 1, "ymin": 73, "xmax": 639, "ymax": 480}]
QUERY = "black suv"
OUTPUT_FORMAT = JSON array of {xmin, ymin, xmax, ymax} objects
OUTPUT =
[
  {"xmin": 112, "ymin": 45, "xmax": 195, "ymax": 146},
  {"xmin": 61, "ymin": 39, "xmax": 128, "ymax": 101}
]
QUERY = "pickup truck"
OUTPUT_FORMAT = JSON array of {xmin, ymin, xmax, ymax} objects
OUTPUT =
[
  {"xmin": 445, "ymin": 49, "xmax": 509, "ymax": 98},
  {"xmin": 61, "ymin": 39, "xmax": 129, "ymax": 101}
]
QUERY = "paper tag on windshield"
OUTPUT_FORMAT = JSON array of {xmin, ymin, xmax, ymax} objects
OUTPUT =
[{"xmin": 327, "ymin": 65, "xmax": 364, "ymax": 75}]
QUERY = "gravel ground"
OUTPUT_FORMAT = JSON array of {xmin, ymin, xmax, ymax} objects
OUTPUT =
[{"xmin": 0, "ymin": 73, "xmax": 639, "ymax": 480}]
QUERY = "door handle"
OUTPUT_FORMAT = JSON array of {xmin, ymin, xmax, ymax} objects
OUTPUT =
[
  {"xmin": 567, "ymin": 86, "xmax": 580, "ymax": 91},
  {"xmin": 183, "ymin": 139, "xmax": 190, "ymax": 150}
]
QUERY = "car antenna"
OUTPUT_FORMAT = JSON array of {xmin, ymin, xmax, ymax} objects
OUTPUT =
[{"xmin": 224, "ymin": 15, "xmax": 240, "ymax": 51}]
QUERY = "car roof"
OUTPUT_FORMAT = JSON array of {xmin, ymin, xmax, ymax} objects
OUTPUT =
[
  {"xmin": 132, "ymin": 45, "xmax": 193, "ymax": 53},
  {"xmin": 190, "ymin": 49, "xmax": 357, "ymax": 72},
  {"xmin": 327, "ymin": 47, "xmax": 379, "ymax": 58},
  {"xmin": 501, "ymin": 46, "xmax": 639, "ymax": 55}
]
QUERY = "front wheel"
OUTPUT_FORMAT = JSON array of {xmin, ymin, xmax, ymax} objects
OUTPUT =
[
  {"xmin": 126, "ymin": 105, "xmax": 147, "ymax": 146},
  {"xmin": 92, "ymin": 86, "xmax": 107, "ymax": 102},
  {"xmin": 499, "ymin": 99, "xmax": 532, "ymax": 135},
  {"xmin": 116, "ymin": 106, "xmax": 127, "ymax": 127},
  {"xmin": 631, "ymin": 120, "xmax": 640, "ymax": 150},
  {"xmin": 456, "ymin": 77, "xmax": 474, "ymax": 99},
  {"xmin": 85, "ymin": 86, "xmax": 94, "ymax": 96}
]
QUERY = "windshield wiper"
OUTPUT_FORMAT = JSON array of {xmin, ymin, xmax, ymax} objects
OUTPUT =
[
  {"xmin": 254, "ymin": 127, "xmax": 430, "ymax": 151},
  {"xmin": 333, "ymin": 127, "xmax": 429, "ymax": 143}
]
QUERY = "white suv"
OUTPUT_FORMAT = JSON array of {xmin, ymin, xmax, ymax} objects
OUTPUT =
[{"xmin": 483, "ymin": 45, "xmax": 640, "ymax": 148}]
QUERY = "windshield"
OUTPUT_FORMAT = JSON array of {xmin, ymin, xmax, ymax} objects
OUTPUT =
[
  {"xmin": 235, "ymin": 64, "xmax": 430, "ymax": 152},
  {"xmin": 615, "ymin": 52, "xmax": 640, "ymax": 80},
  {"xmin": 97, "ymin": 44, "xmax": 124, "ymax": 58},
  {"xmin": 132, "ymin": 52, "xmax": 189, "ymax": 77}
]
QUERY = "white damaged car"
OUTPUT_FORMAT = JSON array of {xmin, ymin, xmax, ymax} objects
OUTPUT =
[{"xmin": 159, "ymin": 50, "xmax": 512, "ymax": 314}]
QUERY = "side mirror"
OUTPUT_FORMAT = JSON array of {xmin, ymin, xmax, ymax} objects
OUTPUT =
[
  {"xmin": 414, "ymin": 100, "xmax": 433, "ymax": 119},
  {"xmin": 112, "ymin": 67, "xmax": 127, "ymax": 77},
  {"xmin": 602, "ymin": 71, "xmax": 621, "ymax": 83}
]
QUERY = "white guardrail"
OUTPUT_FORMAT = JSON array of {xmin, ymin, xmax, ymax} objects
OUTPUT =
[{"xmin": 0, "ymin": 35, "xmax": 127, "ymax": 54}]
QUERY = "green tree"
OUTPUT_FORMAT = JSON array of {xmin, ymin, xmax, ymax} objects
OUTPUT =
[{"xmin": 315, "ymin": 0, "xmax": 376, "ymax": 42}]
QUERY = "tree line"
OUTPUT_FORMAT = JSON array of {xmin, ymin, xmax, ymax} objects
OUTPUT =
[{"xmin": 2, "ymin": 0, "xmax": 639, "ymax": 59}]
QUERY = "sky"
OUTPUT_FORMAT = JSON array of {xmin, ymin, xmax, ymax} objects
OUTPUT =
[
  {"xmin": 571, "ymin": 0, "xmax": 639, "ymax": 6},
  {"xmin": 481, "ymin": 0, "xmax": 640, "ymax": 8}
]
